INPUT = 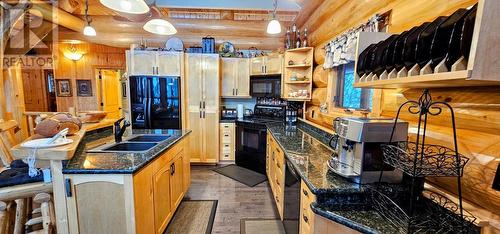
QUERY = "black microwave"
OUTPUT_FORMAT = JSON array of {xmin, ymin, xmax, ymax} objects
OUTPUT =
[{"xmin": 250, "ymin": 76, "xmax": 281, "ymax": 97}]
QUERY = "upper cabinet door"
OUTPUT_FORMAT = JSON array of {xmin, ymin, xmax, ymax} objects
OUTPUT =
[
  {"xmin": 202, "ymin": 54, "xmax": 220, "ymax": 111},
  {"xmin": 236, "ymin": 58, "xmax": 250, "ymax": 97},
  {"xmin": 157, "ymin": 52, "xmax": 181, "ymax": 76},
  {"xmin": 265, "ymin": 54, "xmax": 283, "ymax": 75},
  {"xmin": 220, "ymin": 58, "xmax": 237, "ymax": 97},
  {"xmin": 250, "ymin": 57, "xmax": 265, "ymax": 76},
  {"xmin": 131, "ymin": 50, "xmax": 156, "ymax": 76}
]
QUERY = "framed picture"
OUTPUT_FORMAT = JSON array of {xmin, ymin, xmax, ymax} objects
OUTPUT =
[
  {"xmin": 56, "ymin": 79, "xmax": 72, "ymax": 97},
  {"xmin": 77, "ymin": 80, "xmax": 93, "ymax": 97},
  {"xmin": 121, "ymin": 82, "xmax": 127, "ymax": 98}
]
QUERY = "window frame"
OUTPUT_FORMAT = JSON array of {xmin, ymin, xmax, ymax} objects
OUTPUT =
[{"xmin": 334, "ymin": 62, "xmax": 372, "ymax": 111}]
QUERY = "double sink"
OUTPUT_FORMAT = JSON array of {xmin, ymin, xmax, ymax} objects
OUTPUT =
[{"xmin": 87, "ymin": 134, "xmax": 171, "ymax": 153}]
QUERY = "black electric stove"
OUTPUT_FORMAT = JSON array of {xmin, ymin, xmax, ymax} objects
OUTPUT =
[{"xmin": 235, "ymin": 105, "xmax": 286, "ymax": 174}]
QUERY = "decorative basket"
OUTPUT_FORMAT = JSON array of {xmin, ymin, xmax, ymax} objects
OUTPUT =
[{"xmin": 381, "ymin": 142, "xmax": 469, "ymax": 177}]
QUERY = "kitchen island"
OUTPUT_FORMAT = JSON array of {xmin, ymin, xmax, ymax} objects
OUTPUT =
[{"xmin": 62, "ymin": 127, "xmax": 191, "ymax": 234}]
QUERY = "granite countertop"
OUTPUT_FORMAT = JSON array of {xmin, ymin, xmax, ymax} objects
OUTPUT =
[
  {"xmin": 267, "ymin": 121, "xmax": 397, "ymax": 234},
  {"xmin": 63, "ymin": 128, "xmax": 191, "ymax": 174},
  {"xmin": 266, "ymin": 122, "xmax": 368, "ymax": 195}
]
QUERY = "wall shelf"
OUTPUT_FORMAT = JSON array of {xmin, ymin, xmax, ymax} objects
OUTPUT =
[
  {"xmin": 286, "ymin": 47, "xmax": 314, "ymax": 53},
  {"xmin": 353, "ymin": 0, "xmax": 500, "ymax": 89},
  {"xmin": 283, "ymin": 47, "xmax": 313, "ymax": 100},
  {"xmin": 352, "ymin": 70, "xmax": 499, "ymax": 89},
  {"xmin": 286, "ymin": 64, "xmax": 312, "ymax": 68},
  {"xmin": 285, "ymin": 81, "xmax": 311, "ymax": 84}
]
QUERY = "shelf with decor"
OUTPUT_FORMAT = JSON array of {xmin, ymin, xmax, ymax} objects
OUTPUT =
[
  {"xmin": 283, "ymin": 47, "xmax": 314, "ymax": 101},
  {"xmin": 353, "ymin": 0, "xmax": 500, "ymax": 89}
]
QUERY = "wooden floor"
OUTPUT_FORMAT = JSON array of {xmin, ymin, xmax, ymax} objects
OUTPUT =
[{"xmin": 185, "ymin": 165, "xmax": 279, "ymax": 234}]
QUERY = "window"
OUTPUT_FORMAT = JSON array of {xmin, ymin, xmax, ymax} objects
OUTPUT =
[{"xmin": 335, "ymin": 62, "xmax": 373, "ymax": 110}]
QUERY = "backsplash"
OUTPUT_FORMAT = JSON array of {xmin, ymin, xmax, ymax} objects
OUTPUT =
[
  {"xmin": 220, "ymin": 97, "xmax": 256, "ymax": 110},
  {"xmin": 298, "ymin": 119, "xmax": 334, "ymax": 148}
]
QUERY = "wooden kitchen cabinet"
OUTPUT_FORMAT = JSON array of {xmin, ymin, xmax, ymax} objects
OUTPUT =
[
  {"xmin": 267, "ymin": 131, "xmax": 285, "ymax": 220},
  {"xmin": 300, "ymin": 180, "xmax": 316, "ymax": 234},
  {"xmin": 250, "ymin": 54, "xmax": 283, "ymax": 76},
  {"xmin": 220, "ymin": 123, "xmax": 235, "ymax": 161},
  {"xmin": 129, "ymin": 50, "xmax": 156, "ymax": 76},
  {"xmin": 152, "ymin": 162, "xmax": 172, "ymax": 234},
  {"xmin": 128, "ymin": 50, "xmax": 182, "ymax": 76},
  {"xmin": 185, "ymin": 53, "xmax": 220, "ymax": 164},
  {"xmin": 221, "ymin": 58, "xmax": 251, "ymax": 98},
  {"xmin": 64, "ymin": 138, "xmax": 189, "ymax": 234}
]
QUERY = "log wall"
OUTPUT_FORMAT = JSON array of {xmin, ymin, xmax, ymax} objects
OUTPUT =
[{"xmin": 301, "ymin": 0, "xmax": 500, "ymax": 218}]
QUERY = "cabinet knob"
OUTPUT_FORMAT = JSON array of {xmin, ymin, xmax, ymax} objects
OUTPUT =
[
  {"xmin": 302, "ymin": 215, "xmax": 309, "ymax": 223},
  {"xmin": 302, "ymin": 189, "xmax": 309, "ymax": 197}
]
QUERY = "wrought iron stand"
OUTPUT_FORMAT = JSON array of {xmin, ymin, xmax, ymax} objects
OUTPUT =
[{"xmin": 373, "ymin": 89, "xmax": 476, "ymax": 233}]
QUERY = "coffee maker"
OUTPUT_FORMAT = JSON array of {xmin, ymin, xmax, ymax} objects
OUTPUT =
[{"xmin": 328, "ymin": 117, "xmax": 408, "ymax": 184}]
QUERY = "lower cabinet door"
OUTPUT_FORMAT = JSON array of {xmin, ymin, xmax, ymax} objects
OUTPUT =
[
  {"xmin": 170, "ymin": 154, "xmax": 184, "ymax": 210},
  {"xmin": 153, "ymin": 163, "xmax": 172, "ymax": 234}
]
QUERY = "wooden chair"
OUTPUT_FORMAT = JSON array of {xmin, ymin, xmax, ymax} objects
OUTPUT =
[{"xmin": 0, "ymin": 120, "xmax": 54, "ymax": 234}]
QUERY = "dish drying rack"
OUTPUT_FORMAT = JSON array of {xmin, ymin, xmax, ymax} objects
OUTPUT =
[{"xmin": 372, "ymin": 89, "xmax": 478, "ymax": 233}]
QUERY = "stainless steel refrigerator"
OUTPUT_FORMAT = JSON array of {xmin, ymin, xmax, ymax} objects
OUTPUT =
[{"xmin": 129, "ymin": 76, "xmax": 181, "ymax": 129}]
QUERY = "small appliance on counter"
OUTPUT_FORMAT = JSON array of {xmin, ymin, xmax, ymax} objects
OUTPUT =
[
  {"xmin": 221, "ymin": 108, "xmax": 237, "ymax": 120},
  {"xmin": 328, "ymin": 117, "xmax": 409, "ymax": 184}
]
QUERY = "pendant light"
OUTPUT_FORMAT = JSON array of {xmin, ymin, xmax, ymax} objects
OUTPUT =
[
  {"xmin": 100, "ymin": 0, "xmax": 149, "ymax": 14},
  {"xmin": 143, "ymin": 19, "xmax": 177, "ymax": 35},
  {"xmin": 83, "ymin": 0, "xmax": 96, "ymax": 36},
  {"xmin": 267, "ymin": 0, "xmax": 281, "ymax": 34}
]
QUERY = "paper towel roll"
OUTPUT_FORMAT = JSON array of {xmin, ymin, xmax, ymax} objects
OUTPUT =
[{"xmin": 237, "ymin": 104, "xmax": 244, "ymax": 119}]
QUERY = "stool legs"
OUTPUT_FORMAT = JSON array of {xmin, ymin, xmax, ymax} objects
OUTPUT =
[
  {"xmin": 26, "ymin": 193, "xmax": 53, "ymax": 234},
  {"xmin": 0, "ymin": 201, "xmax": 7, "ymax": 234},
  {"xmin": 13, "ymin": 198, "xmax": 27, "ymax": 234}
]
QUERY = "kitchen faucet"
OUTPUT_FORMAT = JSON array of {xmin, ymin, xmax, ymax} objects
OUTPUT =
[{"xmin": 114, "ymin": 118, "xmax": 131, "ymax": 143}]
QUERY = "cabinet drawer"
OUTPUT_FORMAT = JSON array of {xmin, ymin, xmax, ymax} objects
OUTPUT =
[
  {"xmin": 221, "ymin": 133, "xmax": 232, "ymax": 143},
  {"xmin": 221, "ymin": 144, "xmax": 232, "ymax": 153},
  {"xmin": 221, "ymin": 153, "xmax": 232, "ymax": 160}
]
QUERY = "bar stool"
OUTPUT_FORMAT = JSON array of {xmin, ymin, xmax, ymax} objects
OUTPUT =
[{"xmin": 0, "ymin": 120, "xmax": 54, "ymax": 233}]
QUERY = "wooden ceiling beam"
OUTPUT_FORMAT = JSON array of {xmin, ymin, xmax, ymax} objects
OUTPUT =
[
  {"xmin": 294, "ymin": 0, "xmax": 324, "ymax": 28},
  {"xmin": 30, "ymin": 1, "xmax": 85, "ymax": 32},
  {"xmin": 56, "ymin": 29, "xmax": 283, "ymax": 50}
]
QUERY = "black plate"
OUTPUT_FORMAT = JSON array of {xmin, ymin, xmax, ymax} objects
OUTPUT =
[
  {"xmin": 460, "ymin": 4, "xmax": 478, "ymax": 61},
  {"xmin": 382, "ymin": 34, "xmax": 401, "ymax": 73},
  {"xmin": 357, "ymin": 44, "xmax": 377, "ymax": 77},
  {"xmin": 365, "ymin": 41, "xmax": 386, "ymax": 75},
  {"xmin": 372, "ymin": 35, "xmax": 399, "ymax": 76},
  {"xmin": 416, "ymin": 16, "xmax": 447, "ymax": 67},
  {"xmin": 402, "ymin": 22, "xmax": 430, "ymax": 69},
  {"xmin": 392, "ymin": 27, "xmax": 417, "ymax": 71},
  {"xmin": 429, "ymin": 8, "xmax": 469, "ymax": 69},
  {"xmin": 444, "ymin": 5, "xmax": 477, "ymax": 69}
]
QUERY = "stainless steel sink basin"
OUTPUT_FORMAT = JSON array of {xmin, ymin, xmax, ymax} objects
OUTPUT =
[
  {"xmin": 87, "ymin": 142, "xmax": 157, "ymax": 153},
  {"xmin": 127, "ymin": 135, "xmax": 171, "ymax": 142}
]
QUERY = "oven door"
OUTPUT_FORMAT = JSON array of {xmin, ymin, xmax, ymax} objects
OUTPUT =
[
  {"xmin": 250, "ymin": 76, "xmax": 281, "ymax": 97},
  {"xmin": 235, "ymin": 123, "xmax": 267, "ymax": 174}
]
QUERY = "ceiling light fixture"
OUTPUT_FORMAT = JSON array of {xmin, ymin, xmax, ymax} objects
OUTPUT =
[
  {"xmin": 83, "ymin": 0, "xmax": 96, "ymax": 36},
  {"xmin": 143, "ymin": 19, "xmax": 177, "ymax": 35},
  {"xmin": 267, "ymin": 0, "xmax": 281, "ymax": 34},
  {"xmin": 100, "ymin": 0, "xmax": 149, "ymax": 14}
]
